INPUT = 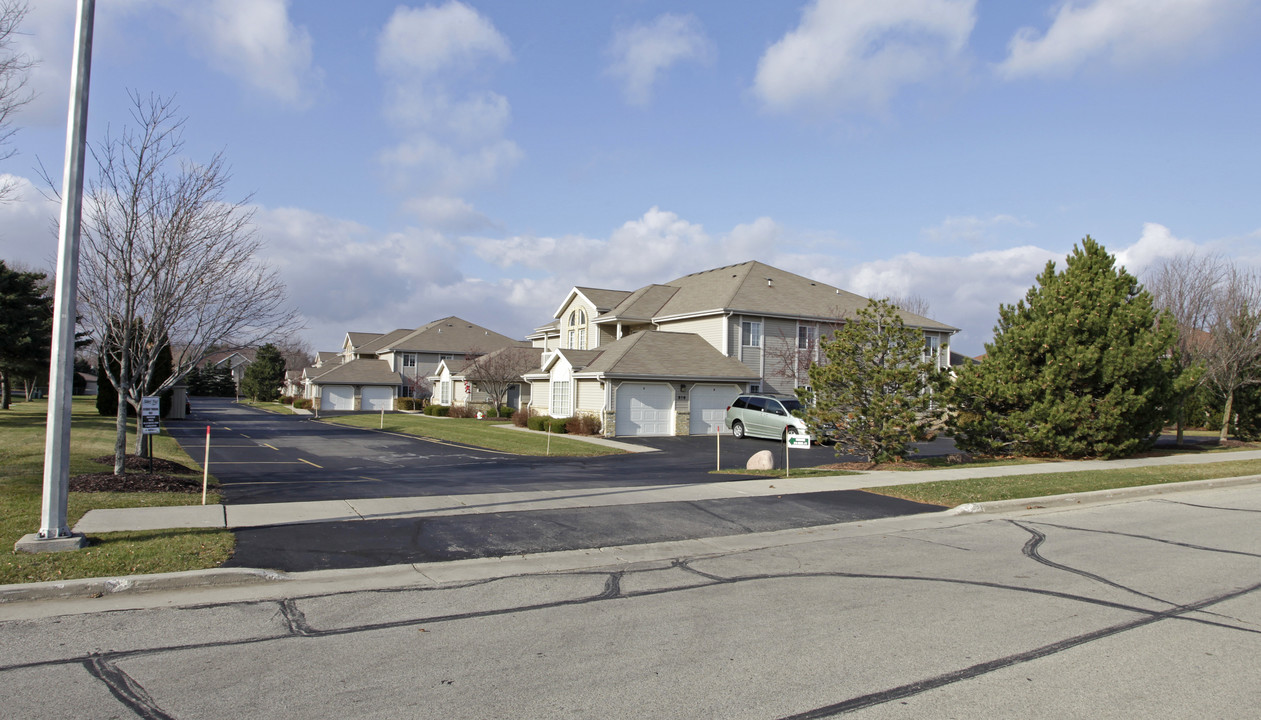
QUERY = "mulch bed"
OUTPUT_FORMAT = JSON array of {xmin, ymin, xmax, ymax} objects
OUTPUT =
[
  {"xmin": 818, "ymin": 461, "xmax": 934, "ymax": 472},
  {"xmin": 71, "ymin": 455, "xmax": 202, "ymax": 493},
  {"xmin": 70, "ymin": 473, "xmax": 203, "ymax": 493}
]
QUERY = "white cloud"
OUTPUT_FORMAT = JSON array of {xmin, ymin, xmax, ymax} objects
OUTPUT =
[
  {"xmin": 753, "ymin": 0, "xmax": 976, "ymax": 115},
  {"xmin": 0, "ymin": 174, "xmax": 61, "ymax": 270},
  {"xmin": 174, "ymin": 0, "xmax": 322, "ymax": 107},
  {"xmin": 377, "ymin": 2, "xmax": 509, "ymax": 78},
  {"xmin": 923, "ymin": 214, "xmax": 1033, "ymax": 246},
  {"xmin": 376, "ymin": 2, "xmax": 517, "ymax": 228},
  {"xmin": 606, "ymin": 14, "xmax": 713, "ymax": 106},
  {"xmin": 1113, "ymin": 222, "xmax": 1198, "ymax": 276},
  {"xmin": 997, "ymin": 0, "xmax": 1252, "ymax": 80}
]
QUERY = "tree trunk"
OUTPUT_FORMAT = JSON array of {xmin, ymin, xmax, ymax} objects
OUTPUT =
[
  {"xmin": 0, "ymin": 369, "xmax": 9, "ymax": 410},
  {"xmin": 114, "ymin": 351, "xmax": 131, "ymax": 475},
  {"xmin": 1175, "ymin": 400, "xmax": 1185, "ymax": 446},
  {"xmin": 1219, "ymin": 391, "xmax": 1234, "ymax": 443}
]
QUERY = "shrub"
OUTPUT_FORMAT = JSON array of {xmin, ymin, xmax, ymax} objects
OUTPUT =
[
  {"xmin": 292, "ymin": 397, "xmax": 311, "ymax": 409},
  {"xmin": 497, "ymin": 405, "xmax": 515, "ymax": 418},
  {"xmin": 448, "ymin": 404, "xmax": 478, "ymax": 418},
  {"xmin": 395, "ymin": 397, "xmax": 417, "ymax": 411},
  {"xmin": 512, "ymin": 408, "xmax": 532, "ymax": 427},
  {"xmin": 527, "ymin": 414, "xmax": 551, "ymax": 431},
  {"xmin": 424, "ymin": 404, "xmax": 450, "ymax": 417},
  {"xmin": 565, "ymin": 413, "xmax": 601, "ymax": 435},
  {"xmin": 545, "ymin": 417, "xmax": 569, "ymax": 434}
]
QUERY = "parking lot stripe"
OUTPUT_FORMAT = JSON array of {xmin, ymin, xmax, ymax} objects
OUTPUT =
[{"xmin": 299, "ymin": 458, "xmax": 323, "ymax": 468}]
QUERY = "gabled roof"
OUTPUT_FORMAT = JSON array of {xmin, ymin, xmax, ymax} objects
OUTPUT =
[
  {"xmin": 436, "ymin": 345, "xmax": 543, "ymax": 380},
  {"xmin": 344, "ymin": 332, "xmax": 381, "ymax": 350},
  {"xmin": 379, "ymin": 316, "xmax": 518, "ymax": 354},
  {"xmin": 315, "ymin": 351, "xmax": 339, "ymax": 366},
  {"xmin": 653, "ymin": 261, "xmax": 958, "ymax": 332},
  {"xmin": 578, "ymin": 331, "xmax": 759, "ymax": 380},
  {"xmin": 308, "ymin": 358, "xmax": 401, "ymax": 386},
  {"xmin": 354, "ymin": 328, "xmax": 415, "ymax": 355},
  {"xmin": 597, "ymin": 284, "xmax": 679, "ymax": 323},
  {"xmin": 552, "ymin": 287, "xmax": 634, "ymax": 319}
]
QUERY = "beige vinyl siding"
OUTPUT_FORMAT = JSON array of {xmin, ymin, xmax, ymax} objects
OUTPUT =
[
  {"xmin": 576, "ymin": 379, "xmax": 604, "ymax": 414},
  {"xmin": 528, "ymin": 379, "xmax": 550, "ymax": 412},
  {"xmin": 657, "ymin": 316, "xmax": 724, "ymax": 352}
]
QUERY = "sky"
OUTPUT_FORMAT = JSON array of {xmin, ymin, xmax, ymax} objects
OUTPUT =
[{"xmin": 2, "ymin": 0, "xmax": 1259, "ymax": 357}]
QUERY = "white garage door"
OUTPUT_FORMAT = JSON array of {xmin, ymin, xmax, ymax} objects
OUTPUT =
[
  {"xmin": 615, "ymin": 383, "xmax": 674, "ymax": 436},
  {"xmin": 361, "ymin": 386, "xmax": 393, "ymax": 411},
  {"xmin": 320, "ymin": 385, "xmax": 355, "ymax": 411},
  {"xmin": 689, "ymin": 384, "xmax": 740, "ymax": 436}
]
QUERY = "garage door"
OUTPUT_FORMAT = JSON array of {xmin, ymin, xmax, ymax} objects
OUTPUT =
[
  {"xmin": 361, "ymin": 386, "xmax": 393, "ymax": 411},
  {"xmin": 689, "ymin": 384, "xmax": 740, "ymax": 435},
  {"xmin": 615, "ymin": 383, "xmax": 674, "ymax": 436},
  {"xmin": 320, "ymin": 385, "xmax": 355, "ymax": 411}
]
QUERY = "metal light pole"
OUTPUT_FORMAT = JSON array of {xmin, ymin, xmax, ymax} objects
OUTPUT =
[{"xmin": 16, "ymin": 0, "xmax": 94, "ymax": 553}]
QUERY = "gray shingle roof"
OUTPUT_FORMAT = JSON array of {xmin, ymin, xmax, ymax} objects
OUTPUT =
[
  {"xmin": 354, "ymin": 328, "xmax": 416, "ymax": 355},
  {"xmin": 309, "ymin": 359, "xmax": 401, "ymax": 386},
  {"xmin": 647, "ymin": 261, "xmax": 958, "ymax": 332},
  {"xmin": 381, "ymin": 316, "xmax": 519, "ymax": 354},
  {"xmin": 597, "ymin": 284, "xmax": 679, "ymax": 323},
  {"xmin": 578, "ymin": 331, "xmax": 759, "ymax": 380},
  {"xmin": 573, "ymin": 287, "xmax": 633, "ymax": 312}
]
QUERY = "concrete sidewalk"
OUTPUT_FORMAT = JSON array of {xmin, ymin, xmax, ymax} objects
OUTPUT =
[{"xmin": 72, "ymin": 448, "xmax": 1261, "ymax": 534}]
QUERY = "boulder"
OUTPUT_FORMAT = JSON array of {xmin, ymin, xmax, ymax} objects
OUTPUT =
[{"xmin": 746, "ymin": 450, "xmax": 775, "ymax": 470}]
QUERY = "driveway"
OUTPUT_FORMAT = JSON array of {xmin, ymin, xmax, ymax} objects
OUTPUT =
[
  {"xmin": 169, "ymin": 398, "xmax": 955, "ymax": 505},
  {"xmin": 166, "ymin": 399, "xmax": 952, "ymax": 572}
]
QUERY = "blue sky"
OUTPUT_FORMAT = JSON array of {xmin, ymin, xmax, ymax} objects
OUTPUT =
[{"xmin": 2, "ymin": 0, "xmax": 1259, "ymax": 356}]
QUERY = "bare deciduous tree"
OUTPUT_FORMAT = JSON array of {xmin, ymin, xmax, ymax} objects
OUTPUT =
[
  {"xmin": 78, "ymin": 93, "xmax": 300, "ymax": 473},
  {"xmin": 883, "ymin": 293, "xmax": 932, "ymax": 319},
  {"xmin": 1146, "ymin": 253, "xmax": 1225, "ymax": 443},
  {"xmin": 1205, "ymin": 266, "xmax": 1261, "ymax": 441},
  {"xmin": 463, "ymin": 345, "xmax": 538, "ymax": 416},
  {"xmin": 0, "ymin": 0, "xmax": 31, "ymax": 201},
  {"xmin": 273, "ymin": 333, "xmax": 315, "ymax": 371}
]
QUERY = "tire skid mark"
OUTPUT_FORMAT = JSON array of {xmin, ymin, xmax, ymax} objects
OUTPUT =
[
  {"xmin": 1011, "ymin": 520, "xmax": 1174, "ymax": 606},
  {"xmin": 84, "ymin": 656, "xmax": 176, "ymax": 720}
]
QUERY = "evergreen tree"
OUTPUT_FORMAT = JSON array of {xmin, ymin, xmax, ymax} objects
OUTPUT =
[
  {"xmin": 241, "ymin": 344, "xmax": 285, "ymax": 401},
  {"xmin": 184, "ymin": 365, "xmax": 205, "ymax": 396},
  {"xmin": 0, "ymin": 261, "xmax": 53, "ymax": 410},
  {"xmin": 799, "ymin": 299, "xmax": 942, "ymax": 464},
  {"xmin": 210, "ymin": 366, "xmax": 237, "ymax": 396},
  {"xmin": 946, "ymin": 237, "xmax": 1182, "ymax": 458}
]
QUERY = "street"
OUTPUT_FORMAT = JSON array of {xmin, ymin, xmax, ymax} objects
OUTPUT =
[{"xmin": 4, "ymin": 481, "xmax": 1260, "ymax": 718}]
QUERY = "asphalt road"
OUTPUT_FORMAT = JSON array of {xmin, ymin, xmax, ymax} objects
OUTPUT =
[
  {"xmin": 168, "ymin": 398, "xmax": 951, "ymax": 572},
  {"xmin": 6, "ymin": 482, "xmax": 1260, "ymax": 718},
  {"xmin": 169, "ymin": 398, "xmax": 957, "ymax": 505}
]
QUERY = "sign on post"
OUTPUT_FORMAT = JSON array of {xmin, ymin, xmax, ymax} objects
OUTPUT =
[
  {"xmin": 786, "ymin": 435, "xmax": 811, "ymax": 449},
  {"xmin": 140, "ymin": 396, "xmax": 161, "ymax": 435}
]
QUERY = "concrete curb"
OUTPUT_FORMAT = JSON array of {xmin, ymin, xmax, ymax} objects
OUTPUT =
[
  {"xmin": 945, "ymin": 473, "xmax": 1261, "ymax": 515},
  {"xmin": 12, "ymin": 473, "xmax": 1261, "ymax": 605},
  {"xmin": 0, "ymin": 567, "xmax": 288, "ymax": 604}
]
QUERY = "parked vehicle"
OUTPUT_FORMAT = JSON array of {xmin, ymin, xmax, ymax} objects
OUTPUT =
[{"xmin": 725, "ymin": 393, "xmax": 810, "ymax": 441}]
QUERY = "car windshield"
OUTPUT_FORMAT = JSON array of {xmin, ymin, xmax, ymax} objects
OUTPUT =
[{"xmin": 779, "ymin": 398, "xmax": 803, "ymax": 413}]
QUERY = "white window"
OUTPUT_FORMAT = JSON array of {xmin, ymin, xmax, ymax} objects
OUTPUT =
[
  {"xmin": 741, "ymin": 321, "xmax": 762, "ymax": 347},
  {"xmin": 577, "ymin": 328, "xmax": 587, "ymax": 350},
  {"xmin": 551, "ymin": 381, "xmax": 571, "ymax": 417},
  {"xmin": 440, "ymin": 380, "xmax": 451, "ymax": 405},
  {"xmin": 797, "ymin": 325, "xmax": 816, "ymax": 350},
  {"xmin": 567, "ymin": 330, "xmax": 575, "ymax": 348},
  {"xmin": 924, "ymin": 335, "xmax": 941, "ymax": 364},
  {"xmin": 402, "ymin": 353, "xmax": 416, "ymax": 368}
]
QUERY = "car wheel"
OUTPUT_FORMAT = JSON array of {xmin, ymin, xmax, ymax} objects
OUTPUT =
[
  {"xmin": 732, "ymin": 421, "xmax": 745, "ymax": 439},
  {"xmin": 783, "ymin": 426, "xmax": 798, "ymax": 441}
]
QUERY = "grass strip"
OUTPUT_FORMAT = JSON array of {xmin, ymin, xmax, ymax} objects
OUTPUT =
[
  {"xmin": 864, "ymin": 458, "xmax": 1261, "ymax": 507},
  {"xmin": 325, "ymin": 414, "xmax": 623, "ymax": 457},
  {"xmin": 236, "ymin": 399, "xmax": 297, "ymax": 415},
  {"xmin": 1, "ymin": 398, "xmax": 232, "ymax": 585}
]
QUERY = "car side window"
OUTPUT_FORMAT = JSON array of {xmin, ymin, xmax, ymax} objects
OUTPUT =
[
  {"xmin": 732, "ymin": 397, "xmax": 748, "ymax": 409},
  {"xmin": 768, "ymin": 401, "xmax": 786, "ymax": 416},
  {"xmin": 748, "ymin": 397, "xmax": 767, "ymax": 413}
]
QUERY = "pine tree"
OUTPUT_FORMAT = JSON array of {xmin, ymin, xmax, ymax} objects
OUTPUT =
[
  {"xmin": 0, "ymin": 261, "xmax": 52, "ymax": 410},
  {"xmin": 947, "ymin": 236, "xmax": 1182, "ymax": 458},
  {"xmin": 241, "ymin": 344, "xmax": 285, "ymax": 401},
  {"xmin": 799, "ymin": 299, "xmax": 941, "ymax": 464}
]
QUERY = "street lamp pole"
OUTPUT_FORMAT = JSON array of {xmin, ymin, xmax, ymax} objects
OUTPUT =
[{"xmin": 18, "ymin": 0, "xmax": 95, "ymax": 552}]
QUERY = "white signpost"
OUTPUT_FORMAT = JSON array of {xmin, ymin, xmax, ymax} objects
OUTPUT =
[
  {"xmin": 785, "ymin": 434, "xmax": 810, "ymax": 476},
  {"xmin": 140, "ymin": 396, "xmax": 161, "ymax": 435}
]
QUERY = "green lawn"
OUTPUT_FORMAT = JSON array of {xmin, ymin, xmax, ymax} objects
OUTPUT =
[
  {"xmin": 865, "ymin": 458, "xmax": 1261, "ymax": 507},
  {"xmin": 1, "ymin": 398, "xmax": 233, "ymax": 585},
  {"xmin": 324, "ymin": 413, "xmax": 624, "ymax": 457},
  {"xmin": 237, "ymin": 399, "xmax": 298, "ymax": 415}
]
